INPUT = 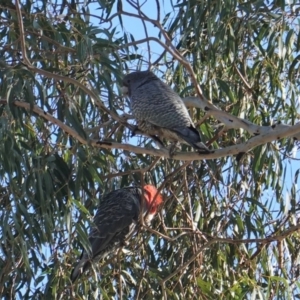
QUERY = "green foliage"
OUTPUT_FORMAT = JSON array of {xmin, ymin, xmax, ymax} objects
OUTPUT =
[{"xmin": 0, "ymin": 0, "xmax": 300, "ymax": 299}]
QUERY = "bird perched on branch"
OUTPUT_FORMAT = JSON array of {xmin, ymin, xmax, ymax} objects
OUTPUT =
[
  {"xmin": 122, "ymin": 70, "xmax": 212, "ymax": 155},
  {"xmin": 70, "ymin": 185, "xmax": 163, "ymax": 282}
]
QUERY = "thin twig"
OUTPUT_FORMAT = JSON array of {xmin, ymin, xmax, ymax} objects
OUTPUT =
[
  {"xmin": 161, "ymin": 223, "xmax": 300, "ymax": 284},
  {"xmin": 118, "ymin": 248, "xmax": 123, "ymax": 300},
  {"xmin": 233, "ymin": 63, "xmax": 252, "ymax": 92},
  {"xmin": 135, "ymin": 268, "xmax": 147, "ymax": 300},
  {"xmin": 103, "ymin": 158, "xmax": 160, "ymax": 180}
]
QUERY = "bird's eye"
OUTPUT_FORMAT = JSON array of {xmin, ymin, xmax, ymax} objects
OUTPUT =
[{"xmin": 127, "ymin": 79, "xmax": 131, "ymax": 84}]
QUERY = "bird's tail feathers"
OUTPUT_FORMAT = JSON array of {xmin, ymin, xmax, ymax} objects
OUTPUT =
[
  {"xmin": 173, "ymin": 127, "xmax": 211, "ymax": 153},
  {"xmin": 70, "ymin": 259, "xmax": 91, "ymax": 282},
  {"xmin": 192, "ymin": 141, "xmax": 212, "ymax": 153}
]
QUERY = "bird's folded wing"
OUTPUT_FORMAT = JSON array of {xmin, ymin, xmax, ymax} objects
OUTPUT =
[{"xmin": 88, "ymin": 201, "xmax": 138, "ymax": 258}]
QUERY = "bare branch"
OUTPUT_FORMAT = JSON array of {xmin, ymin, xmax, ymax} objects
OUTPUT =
[
  {"xmin": 183, "ymin": 96, "xmax": 300, "ymax": 140},
  {"xmin": 11, "ymin": 100, "xmax": 300, "ymax": 160}
]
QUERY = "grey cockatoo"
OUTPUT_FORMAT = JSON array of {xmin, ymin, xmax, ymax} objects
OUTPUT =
[
  {"xmin": 70, "ymin": 185, "xmax": 163, "ymax": 282},
  {"xmin": 122, "ymin": 71, "xmax": 212, "ymax": 154}
]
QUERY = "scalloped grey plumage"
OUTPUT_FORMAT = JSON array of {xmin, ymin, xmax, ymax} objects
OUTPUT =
[{"xmin": 122, "ymin": 71, "xmax": 211, "ymax": 154}]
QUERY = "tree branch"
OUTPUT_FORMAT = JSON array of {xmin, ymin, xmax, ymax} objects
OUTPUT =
[
  {"xmin": 12, "ymin": 101, "xmax": 300, "ymax": 160},
  {"xmin": 183, "ymin": 96, "xmax": 300, "ymax": 140}
]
